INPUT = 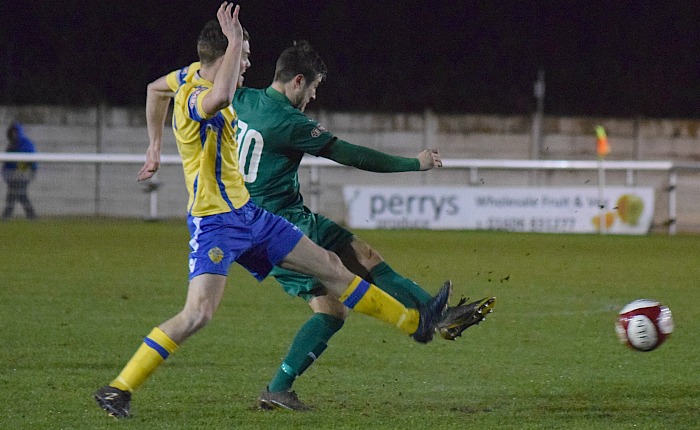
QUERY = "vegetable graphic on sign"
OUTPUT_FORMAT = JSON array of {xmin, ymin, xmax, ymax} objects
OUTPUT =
[
  {"xmin": 616, "ymin": 194, "xmax": 644, "ymax": 226},
  {"xmin": 592, "ymin": 211, "xmax": 615, "ymax": 230}
]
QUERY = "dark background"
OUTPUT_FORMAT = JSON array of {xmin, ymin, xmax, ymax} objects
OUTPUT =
[{"xmin": 2, "ymin": 1, "xmax": 699, "ymax": 118}]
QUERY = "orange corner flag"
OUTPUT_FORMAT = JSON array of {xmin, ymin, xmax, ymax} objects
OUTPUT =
[{"xmin": 596, "ymin": 125, "xmax": 610, "ymax": 157}]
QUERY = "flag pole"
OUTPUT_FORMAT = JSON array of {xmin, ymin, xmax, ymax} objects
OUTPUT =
[
  {"xmin": 596, "ymin": 126, "xmax": 610, "ymax": 234},
  {"xmin": 597, "ymin": 157, "xmax": 606, "ymax": 234}
]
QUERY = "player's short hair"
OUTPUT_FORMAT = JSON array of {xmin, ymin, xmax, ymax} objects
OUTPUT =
[
  {"xmin": 197, "ymin": 20, "xmax": 250, "ymax": 66},
  {"xmin": 273, "ymin": 40, "xmax": 327, "ymax": 85}
]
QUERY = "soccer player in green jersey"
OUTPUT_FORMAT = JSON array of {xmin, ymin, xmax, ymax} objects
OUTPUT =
[
  {"xmin": 142, "ymin": 38, "xmax": 495, "ymax": 412},
  {"xmin": 94, "ymin": 3, "xmax": 452, "ymax": 419}
]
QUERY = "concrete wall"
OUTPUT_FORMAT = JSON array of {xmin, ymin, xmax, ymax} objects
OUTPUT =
[{"xmin": 2, "ymin": 105, "xmax": 699, "ymax": 232}]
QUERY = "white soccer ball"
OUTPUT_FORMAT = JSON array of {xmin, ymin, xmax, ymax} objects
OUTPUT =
[{"xmin": 616, "ymin": 299, "xmax": 673, "ymax": 352}]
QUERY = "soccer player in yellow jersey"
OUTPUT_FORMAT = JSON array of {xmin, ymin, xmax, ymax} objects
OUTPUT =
[
  {"xmin": 94, "ymin": 2, "xmax": 451, "ymax": 419},
  {"xmin": 142, "ymin": 21, "xmax": 495, "ymax": 414}
]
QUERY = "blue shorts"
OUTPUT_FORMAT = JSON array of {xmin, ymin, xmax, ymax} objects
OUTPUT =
[{"xmin": 187, "ymin": 201, "xmax": 304, "ymax": 281}]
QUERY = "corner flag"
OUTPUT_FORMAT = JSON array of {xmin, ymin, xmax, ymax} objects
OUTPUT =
[{"xmin": 596, "ymin": 126, "xmax": 610, "ymax": 157}]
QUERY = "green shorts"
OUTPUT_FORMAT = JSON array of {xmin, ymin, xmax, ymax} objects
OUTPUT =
[{"xmin": 269, "ymin": 206, "xmax": 354, "ymax": 301}]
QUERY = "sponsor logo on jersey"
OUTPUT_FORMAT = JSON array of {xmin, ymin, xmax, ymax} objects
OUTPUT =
[
  {"xmin": 208, "ymin": 247, "xmax": 224, "ymax": 264},
  {"xmin": 189, "ymin": 87, "xmax": 204, "ymax": 109}
]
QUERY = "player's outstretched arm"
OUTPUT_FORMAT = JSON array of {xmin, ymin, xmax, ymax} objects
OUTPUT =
[
  {"xmin": 138, "ymin": 75, "xmax": 174, "ymax": 181},
  {"xmin": 320, "ymin": 139, "xmax": 441, "ymax": 173}
]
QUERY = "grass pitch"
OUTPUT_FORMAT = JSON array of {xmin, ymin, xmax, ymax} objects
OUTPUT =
[{"xmin": 1, "ymin": 219, "xmax": 699, "ymax": 429}]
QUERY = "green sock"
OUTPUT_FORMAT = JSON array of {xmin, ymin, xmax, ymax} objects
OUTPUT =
[
  {"xmin": 268, "ymin": 313, "xmax": 344, "ymax": 393},
  {"xmin": 368, "ymin": 261, "xmax": 432, "ymax": 308}
]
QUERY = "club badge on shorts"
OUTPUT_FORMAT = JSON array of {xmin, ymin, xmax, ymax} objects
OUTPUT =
[{"xmin": 208, "ymin": 247, "xmax": 224, "ymax": 264}]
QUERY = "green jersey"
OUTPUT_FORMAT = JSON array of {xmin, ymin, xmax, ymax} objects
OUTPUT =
[
  {"xmin": 233, "ymin": 86, "xmax": 335, "ymax": 213},
  {"xmin": 233, "ymin": 85, "xmax": 420, "ymax": 215}
]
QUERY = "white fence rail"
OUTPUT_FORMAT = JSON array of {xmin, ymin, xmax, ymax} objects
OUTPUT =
[{"xmin": 0, "ymin": 153, "xmax": 691, "ymax": 234}]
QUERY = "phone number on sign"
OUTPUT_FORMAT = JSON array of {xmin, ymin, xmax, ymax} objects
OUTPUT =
[
  {"xmin": 483, "ymin": 217, "xmax": 577, "ymax": 232},
  {"xmin": 528, "ymin": 217, "xmax": 577, "ymax": 232}
]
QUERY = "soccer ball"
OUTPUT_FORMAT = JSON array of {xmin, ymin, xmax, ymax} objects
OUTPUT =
[{"xmin": 616, "ymin": 299, "xmax": 673, "ymax": 352}]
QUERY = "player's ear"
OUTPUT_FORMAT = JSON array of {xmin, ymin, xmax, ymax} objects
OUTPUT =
[{"xmin": 294, "ymin": 74, "xmax": 305, "ymax": 89}]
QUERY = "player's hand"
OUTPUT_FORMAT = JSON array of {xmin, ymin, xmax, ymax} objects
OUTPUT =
[
  {"xmin": 417, "ymin": 149, "xmax": 442, "ymax": 170},
  {"xmin": 217, "ymin": 2, "xmax": 242, "ymax": 43},
  {"xmin": 137, "ymin": 148, "xmax": 160, "ymax": 181}
]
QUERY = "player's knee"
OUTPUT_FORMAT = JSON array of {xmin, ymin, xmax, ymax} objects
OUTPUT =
[
  {"xmin": 327, "ymin": 249, "xmax": 343, "ymax": 267},
  {"xmin": 320, "ymin": 249, "xmax": 344, "ymax": 274},
  {"xmin": 317, "ymin": 250, "xmax": 354, "ymax": 286}
]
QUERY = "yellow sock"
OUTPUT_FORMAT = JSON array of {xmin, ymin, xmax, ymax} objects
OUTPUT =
[
  {"xmin": 110, "ymin": 327, "xmax": 179, "ymax": 393},
  {"xmin": 339, "ymin": 276, "xmax": 419, "ymax": 335}
]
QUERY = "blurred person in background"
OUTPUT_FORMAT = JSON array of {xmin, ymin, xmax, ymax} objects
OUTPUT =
[{"xmin": 2, "ymin": 121, "xmax": 37, "ymax": 220}]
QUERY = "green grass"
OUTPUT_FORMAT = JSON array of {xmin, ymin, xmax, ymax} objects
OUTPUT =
[{"xmin": 1, "ymin": 219, "xmax": 699, "ymax": 429}]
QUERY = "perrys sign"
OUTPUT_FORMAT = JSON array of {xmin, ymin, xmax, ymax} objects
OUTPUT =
[{"xmin": 342, "ymin": 186, "xmax": 655, "ymax": 234}]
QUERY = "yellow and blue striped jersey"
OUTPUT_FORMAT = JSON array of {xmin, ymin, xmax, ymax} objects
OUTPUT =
[{"xmin": 172, "ymin": 74, "xmax": 250, "ymax": 216}]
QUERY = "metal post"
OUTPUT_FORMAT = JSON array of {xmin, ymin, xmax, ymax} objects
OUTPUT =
[
  {"xmin": 423, "ymin": 109, "xmax": 437, "ymax": 186},
  {"xmin": 308, "ymin": 165, "xmax": 320, "ymax": 213},
  {"xmin": 631, "ymin": 116, "xmax": 641, "ymax": 184},
  {"xmin": 149, "ymin": 173, "xmax": 159, "ymax": 220},
  {"xmin": 669, "ymin": 169, "xmax": 677, "ymax": 235},
  {"xmin": 95, "ymin": 104, "xmax": 103, "ymax": 216},
  {"xmin": 530, "ymin": 70, "xmax": 545, "ymax": 185},
  {"xmin": 469, "ymin": 167, "xmax": 479, "ymax": 185},
  {"xmin": 597, "ymin": 158, "xmax": 606, "ymax": 234}
]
